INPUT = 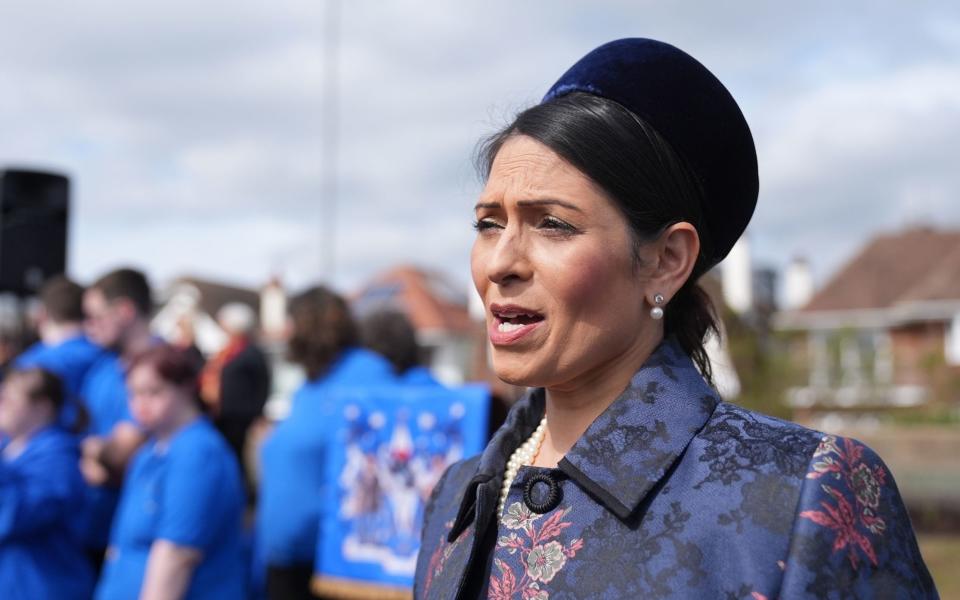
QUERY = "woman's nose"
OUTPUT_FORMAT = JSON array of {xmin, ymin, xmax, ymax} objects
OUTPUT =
[{"xmin": 486, "ymin": 227, "xmax": 532, "ymax": 285}]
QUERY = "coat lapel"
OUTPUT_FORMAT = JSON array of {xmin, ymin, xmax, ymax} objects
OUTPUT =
[
  {"xmin": 558, "ymin": 338, "xmax": 721, "ymax": 520},
  {"xmin": 436, "ymin": 337, "xmax": 721, "ymax": 596}
]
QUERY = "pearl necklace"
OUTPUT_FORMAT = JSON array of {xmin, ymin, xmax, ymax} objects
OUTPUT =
[{"xmin": 498, "ymin": 416, "xmax": 548, "ymax": 517}]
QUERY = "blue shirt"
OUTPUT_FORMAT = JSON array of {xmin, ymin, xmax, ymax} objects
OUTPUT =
[
  {"xmin": 402, "ymin": 366, "xmax": 443, "ymax": 387},
  {"xmin": 14, "ymin": 335, "xmax": 104, "ymax": 429},
  {"xmin": 76, "ymin": 351, "xmax": 135, "ymax": 551},
  {"xmin": 415, "ymin": 338, "xmax": 938, "ymax": 599},
  {"xmin": 80, "ymin": 352, "xmax": 133, "ymax": 437},
  {"xmin": 0, "ymin": 426, "xmax": 94, "ymax": 600},
  {"xmin": 257, "ymin": 348, "xmax": 396, "ymax": 566},
  {"xmin": 95, "ymin": 418, "xmax": 246, "ymax": 600}
]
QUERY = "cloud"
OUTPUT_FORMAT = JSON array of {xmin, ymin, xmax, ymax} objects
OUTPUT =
[
  {"xmin": 0, "ymin": 0, "xmax": 956, "ymax": 299},
  {"xmin": 751, "ymin": 59, "xmax": 960, "ymax": 282}
]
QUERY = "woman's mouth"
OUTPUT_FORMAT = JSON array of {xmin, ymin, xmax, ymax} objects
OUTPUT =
[{"xmin": 489, "ymin": 304, "xmax": 545, "ymax": 345}]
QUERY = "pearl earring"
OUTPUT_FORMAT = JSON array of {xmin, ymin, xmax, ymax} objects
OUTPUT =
[{"xmin": 650, "ymin": 293, "xmax": 665, "ymax": 320}]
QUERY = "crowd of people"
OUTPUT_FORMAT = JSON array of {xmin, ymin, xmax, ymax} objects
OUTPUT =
[{"xmin": 0, "ymin": 267, "xmax": 447, "ymax": 599}]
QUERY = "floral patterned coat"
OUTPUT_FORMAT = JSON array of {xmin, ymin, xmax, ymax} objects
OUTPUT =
[{"xmin": 414, "ymin": 338, "xmax": 938, "ymax": 599}]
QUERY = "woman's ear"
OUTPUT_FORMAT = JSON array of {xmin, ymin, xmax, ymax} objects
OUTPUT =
[{"xmin": 645, "ymin": 222, "xmax": 700, "ymax": 306}]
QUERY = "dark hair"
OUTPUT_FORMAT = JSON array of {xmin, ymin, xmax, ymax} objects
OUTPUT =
[
  {"xmin": 8, "ymin": 367, "xmax": 91, "ymax": 432},
  {"xmin": 13, "ymin": 367, "xmax": 65, "ymax": 412},
  {"xmin": 91, "ymin": 268, "xmax": 153, "ymax": 317},
  {"xmin": 477, "ymin": 92, "xmax": 719, "ymax": 383},
  {"xmin": 39, "ymin": 275, "xmax": 85, "ymax": 323},
  {"xmin": 127, "ymin": 344, "xmax": 204, "ymax": 410},
  {"xmin": 287, "ymin": 286, "xmax": 358, "ymax": 380},
  {"xmin": 360, "ymin": 310, "xmax": 421, "ymax": 375}
]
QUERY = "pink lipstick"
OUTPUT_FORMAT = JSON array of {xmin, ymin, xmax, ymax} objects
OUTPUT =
[{"xmin": 488, "ymin": 303, "xmax": 545, "ymax": 346}]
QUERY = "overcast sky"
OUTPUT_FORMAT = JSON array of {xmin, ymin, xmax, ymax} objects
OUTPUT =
[{"xmin": 1, "ymin": 1, "xmax": 958, "ymax": 298}]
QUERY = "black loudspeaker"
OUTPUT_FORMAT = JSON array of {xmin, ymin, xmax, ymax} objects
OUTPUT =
[{"xmin": 0, "ymin": 169, "xmax": 70, "ymax": 295}]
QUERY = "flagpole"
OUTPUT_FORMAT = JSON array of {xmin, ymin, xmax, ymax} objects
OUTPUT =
[{"xmin": 321, "ymin": 0, "xmax": 340, "ymax": 281}]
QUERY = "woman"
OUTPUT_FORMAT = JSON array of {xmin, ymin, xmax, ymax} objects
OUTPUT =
[
  {"xmin": 257, "ymin": 286, "xmax": 396, "ymax": 599},
  {"xmin": 95, "ymin": 344, "xmax": 246, "ymax": 600},
  {"xmin": 359, "ymin": 309, "xmax": 442, "ymax": 387},
  {"xmin": 0, "ymin": 368, "xmax": 94, "ymax": 599},
  {"xmin": 414, "ymin": 39, "xmax": 937, "ymax": 599}
]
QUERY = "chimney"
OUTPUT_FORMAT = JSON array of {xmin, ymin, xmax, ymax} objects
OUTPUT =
[
  {"xmin": 468, "ymin": 281, "xmax": 485, "ymax": 322},
  {"xmin": 783, "ymin": 257, "xmax": 814, "ymax": 310},
  {"xmin": 722, "ymin": 236, "xmax": 753, "ymax": 314},
  {"xmin": 260, "ymin": 276, "xmax": 287, "ymax": 340}
]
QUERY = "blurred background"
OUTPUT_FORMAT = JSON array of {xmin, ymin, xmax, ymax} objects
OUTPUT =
[{"xmin": 0, "ymin": 0, "xmax": 957, "ymax": 594}]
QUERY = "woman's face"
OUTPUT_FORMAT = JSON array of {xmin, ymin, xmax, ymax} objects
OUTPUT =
[
  {"xmin": 127, "ymin": 364, "xmax": 190, "ymax": 435},
  {"xmin": 471, "ymin": 135, "xmax": 656, "ymax": 389}
]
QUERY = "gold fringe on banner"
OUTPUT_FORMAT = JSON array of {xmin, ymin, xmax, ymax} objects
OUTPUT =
[{"xmin": 310, "ymin": 575, "xmax": 413, "ymax": 600}]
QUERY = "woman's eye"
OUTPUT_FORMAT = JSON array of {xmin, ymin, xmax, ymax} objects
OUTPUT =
[
  {"xmin": 472, "ymin": 218, "xmax": 502, "ymax": 232},
  {"xmin": 539, "ymin": 216, "xmax": 578, "ymax": 233}
]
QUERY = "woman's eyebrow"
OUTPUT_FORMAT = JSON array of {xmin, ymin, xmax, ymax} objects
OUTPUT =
[
  {"xmin": 516, "ymin": 198, "xmax": 583, "ymax": 213},
  {"xmin": 473, "ymin": 199, "xmax": 584, "ymax": 212}
]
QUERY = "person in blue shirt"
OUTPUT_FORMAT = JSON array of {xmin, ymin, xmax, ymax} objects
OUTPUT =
[
  {"xmin": 14, "ymin": 275, "xmax": 104, "ymax": 429},
  {"xmin": 258, "ymin": 286, "xmax": 396, "ymax": 600},
  {"xmin": 359, "ymin": 309, "xmax": 443, "ymax": 387},
  {"xmin": 78, "ymin": 268, "xmax": 156, "ymax": 562},
  {"xmin": 96, "ymin": 343, "xmax": 246, "ymax": 600},
  {"xmin": 0, "ymin": 367, "xmax": 94, "ymax": 600}
]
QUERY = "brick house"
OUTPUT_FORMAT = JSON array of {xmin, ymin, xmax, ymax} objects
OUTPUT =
[
  {"xmin": 352, "ymin": 265, "xmax": 482, "ymax": 387},
  {"xmin": 152, "ymin": 276, "xmax": 262, "ymax": 355},
  {"xmin": 775, "ymin": 227, "xmax": 960, "ymax": 410}
]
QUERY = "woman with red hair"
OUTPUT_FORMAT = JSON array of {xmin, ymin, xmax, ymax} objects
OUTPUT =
[{"xmin": 95, "ymin": 344, "xmax": 246, "ymax": 600}]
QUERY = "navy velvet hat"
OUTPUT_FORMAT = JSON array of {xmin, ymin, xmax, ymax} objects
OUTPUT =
[{"xmin": 543, "ymin": 38, "xmax": 758, "ymax": 267}]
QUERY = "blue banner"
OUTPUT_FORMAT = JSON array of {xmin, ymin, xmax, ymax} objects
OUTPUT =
[{"xmin": 314, "ymin": 383, "xmax": 489, "ymax": 593}]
